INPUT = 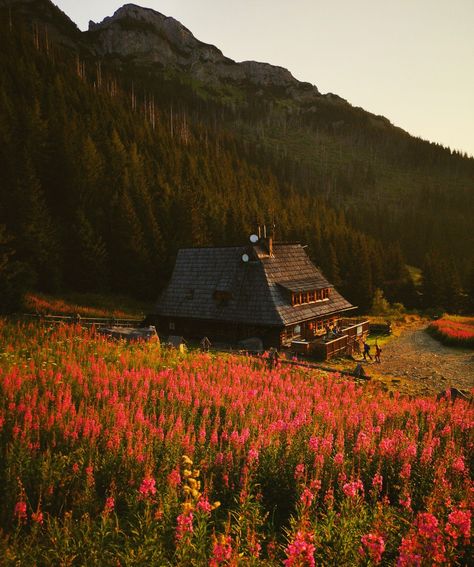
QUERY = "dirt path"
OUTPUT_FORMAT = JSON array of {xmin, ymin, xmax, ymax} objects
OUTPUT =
[{"xmin": 370, "ymin": 323, "xmax": 474, "ymax": 396}]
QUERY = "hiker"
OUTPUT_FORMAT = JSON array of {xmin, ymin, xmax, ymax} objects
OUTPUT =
[
  {"xmin": 200, "ymin": 336, "xmax": 211, "ymax": 352},
  {"xmin": 324, "ymin": 323, "xmax": 331, "ymax": 340},
  {"xmin": 362, "ymin": 340, "xmax": 373, "ymax": 361},
  {"xmin": 267, "ymin": 347, "xmax": 280, "ymax": 370},
  {"xmin": 375, "ymin": 343, "xmax": 382, "ymax": 363}
]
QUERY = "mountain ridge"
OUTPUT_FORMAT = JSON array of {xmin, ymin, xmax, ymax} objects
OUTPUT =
[{"xmin": 86, "ymin": 3, "xmax": 327, "ymax": 102}]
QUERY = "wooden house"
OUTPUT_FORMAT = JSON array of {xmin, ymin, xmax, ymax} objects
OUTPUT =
[{"xmin": 150, "ymin": 234, "xmax": 369, "ymax": 358}]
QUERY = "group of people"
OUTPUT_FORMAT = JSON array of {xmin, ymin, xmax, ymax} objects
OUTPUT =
[
  {"xmin": 324, "ymin": 323, "xmax": 343, "ymax": 341},
  {"xmin": 358, "ymin": 339, "xmax": 382, "ymax": 363},
  {"xmin": 200, "ymin": 334, "xmax": 381, "ymax": 366}
]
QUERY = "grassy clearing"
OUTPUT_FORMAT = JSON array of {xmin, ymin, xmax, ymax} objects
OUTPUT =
[{"xmin": 23, "ymin": 292, "xmax": 152, "ymax": 319}]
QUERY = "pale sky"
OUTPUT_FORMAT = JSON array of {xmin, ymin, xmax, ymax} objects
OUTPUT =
[{"xmin": 53, "ymin": 0, "xmax": 474, "ymax": 157}]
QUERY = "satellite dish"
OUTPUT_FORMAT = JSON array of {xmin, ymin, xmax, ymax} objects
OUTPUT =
[
  {"xmin": 242, "ymin": 253, "xmax": 250, "ymax": 263},
  {"xmin": 249, "ymin": 234, "xmax": 259, "ymax": 244}
]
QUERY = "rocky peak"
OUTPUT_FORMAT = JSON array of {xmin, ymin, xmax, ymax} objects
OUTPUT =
[{"xmin": 87, "ymin": 3, "xmax": 320, "ymax": 96}]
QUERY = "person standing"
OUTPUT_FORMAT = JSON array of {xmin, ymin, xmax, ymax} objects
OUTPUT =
[
  {"xmin": 363, "ymin": 340, "xmax": 373, "ymax": 361},
  {"xmin": 375, "ymin": 343, "xmax": 382, "ymax": 363}
]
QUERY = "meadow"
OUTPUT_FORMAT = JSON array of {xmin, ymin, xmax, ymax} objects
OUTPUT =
[
  {"xmin": 0, "ymin": 320, "xmax": 472, "ymax": 565},
  {"xmin": 23, "ymin": 292, "xmax": 150, "ymax": 319},
  {"xmin": 428, "ymin": 316, "xmax": 474, "ymax": 348}
]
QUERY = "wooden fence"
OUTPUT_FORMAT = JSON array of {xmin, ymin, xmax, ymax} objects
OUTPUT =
[{"xmin": 21, "ymin": 313, "xmax": 144, "ymax": 328}]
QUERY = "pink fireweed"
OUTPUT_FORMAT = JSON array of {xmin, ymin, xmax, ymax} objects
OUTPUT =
[
  {"xmin": 168, "ymin": 467, "xmax": 182, "ymax": 487},
  {"xmin": 300, "ymin": 487, "xmax": 314, "ymax": 508},
  {"xmin": 343, "ymin": 479, "xmax": 364, "ymax": 499},
  {"xmin": 428, "ymin": 316, "xmax": 474, "ymax": 347},
  {"xmin": 247, "ymin": 447, "xmax": 259, "ymax": 464},
  {"xmin": 196, "ymin": 496, "xmax": 213, "ymax": 514},
  {"xmin": 103, "ymin": 496, "xmax": 115, "ymax": 515},
  {"xmin": 175, "ymin": 512, "xmax": 193, "ymax": 542},
  {"xmin": 139, "ymin": 476, "xmax": 157, "ymax": 499},
  {"xmin": 372, "ymin": 472, "xmax": 383, "ymax": 491},
  {"xmin": 31, "ymin": 511, "xmax": 44, "ymax": 525},
  {"xmin": 284, "ymin": 530, "xmax": 316, "ymax": 567},
  {"xmin": 210, "ymin": 534, "xmax": 232, "ymax": 566},
  {"xmin": 333, "ymin": 452, "xmax": 344, "ymax": 466},
  {"xmin": 14, "ymin": 501, "xmax": 27, "ymax": 522},
  {"xmin": 294, "ymin": 463, "xmax": 306, "ymax": 481},
  {"xmin": 0, "ymin": 322, "xmax": 472, "ymax": 564},
  {"xmin": 398, "ymin": 512, "xmax": 447, "ymax": 565},
  {"xmin": 360, "ymin": 533, "xmax": 385, "ymax": 564},
  {"xmin": 445, "ymin": 509, "xmax": 471, "ymax": 542}
]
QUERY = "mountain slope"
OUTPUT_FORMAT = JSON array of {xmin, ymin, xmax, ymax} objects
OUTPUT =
[
  {"xmin": 82, "ymin": 2, "xmax": 473, "ymax": 271},
  {"xmin": 0, "ymin": 0, "xmax": 472, "ymax": 313}
]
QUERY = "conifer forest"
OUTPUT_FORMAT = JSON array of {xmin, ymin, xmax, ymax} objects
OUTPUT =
[{"xmin": 0, "ymin": 2, "xmax": 473, "ymax": 314}]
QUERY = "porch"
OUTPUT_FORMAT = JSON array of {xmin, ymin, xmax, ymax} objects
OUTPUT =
[{"xmin": 288, "ymin": 318, "xmax": 369, "ymax": 360}]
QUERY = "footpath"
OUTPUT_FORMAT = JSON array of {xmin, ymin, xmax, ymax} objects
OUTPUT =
[{"xmin": 374, "ymin": 323, "xmax": 474, "ymax": 397}]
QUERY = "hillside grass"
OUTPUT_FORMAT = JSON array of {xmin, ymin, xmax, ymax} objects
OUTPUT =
[{"xmin": 23, "ymin": 291, "xmax": 151, "ymax": 319}]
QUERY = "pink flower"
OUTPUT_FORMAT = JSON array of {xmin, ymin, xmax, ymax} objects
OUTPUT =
[
  {"xmin": 294, "ymin": 463, "xmax": 305, "ymax": 480},
  {"xmin": 452, "ymin": 456, "xmax": 465, "ymax": 473},
  {"xmin": 417, "ymin": 513, "xmax": 439, "ymax": 539},
  {"xmin": 397, "ymin": 533, "xmax": 422, "ymax": 567},
  {"xmin": 175, "ymin": 512, "xmax": 193, "ymax": 542},
  {"xmin": 31, "ymin": 511, "xmax": 44, "ymax": 525},
  {"xmin": 343, "ymin": 479, "xmax": 364, "ymax": 498},
  {"xmin": 168, "ymin": 467, "xmax": 181, "ymax": 487},
  {"xmin": 284, "ymin": 530, "xmax": 315, "ymax": 567},
  {"xmin": 333, "ymin": 452, "xmax": 344, "ymax": 466},
  {"xmin": 400, "ymin": 462, "xmax": 411, "ymax": 480},
  {"xmin": 300, "ymin": 487, "xmax": 314, "ymax": 508},
  {"xmin": 372, "ymin": 473, "xmax": 383, "ymax": 491},
  {"xmin": 196, "ymin": 497, "xmax": 213, "ymax": 514},
  {"xmin": 139, "ymin": 475, "xmax": 157, "ymax": 499},
  {"xmin": 14, "ymin": 501, "xmax": 27, "ymax": 522},
  {"xmin": 399, "ymin": 492, "xmax": 412, "ymax": 510},
  {"xmin": 104, "ymin": 496, "xmax": 115, "ymax": 514},
  {"xmin": 210, "ymin": 535, "xmax": 232, "ymax": 565},
  {"xmin": 247, "ymin": 448, "xmax": 259, "ymax": 464},
  {"xmin": 360, "ymin": 533, "xmax": 385, "ymax": 564},
  {"xmin": 446, "ymin": 509, "xmax": 471, "ymax": 541}
]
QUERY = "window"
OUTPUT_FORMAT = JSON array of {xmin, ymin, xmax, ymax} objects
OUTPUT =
[
  {"xmin": 291, "ymin": 289, "xmax": 330, "ymax": 306},
  {"xmin": 294, "ymin": 324, "xmax": 301, "ymax": 336},
  {"xmin": 169, "ymin": 321, "xmax": 175, "ymax": 331}
]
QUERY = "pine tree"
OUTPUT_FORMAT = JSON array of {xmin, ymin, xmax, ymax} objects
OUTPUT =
[
  {"xmin": 14, "ymin": 156, "xmax": 61, "ymax": 291},
  {"xmin": 67, "ymin": 209, "xmax": 109, "ymax": 291},
  {"xmin": 326, "ymin": 244, "xmax": 342, "ymax": 288},
  {"xmin": 0, "ymin": 224, "xmax": 32, "ymax": 313},
  {"xmin": 421, "ymin": 252, "xmax": 446, "ymax": 309}
]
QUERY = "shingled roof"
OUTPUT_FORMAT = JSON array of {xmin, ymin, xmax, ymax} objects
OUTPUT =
[{"xmin": 154, "ymin": 243, "xmax": 355, "ymax": 327}]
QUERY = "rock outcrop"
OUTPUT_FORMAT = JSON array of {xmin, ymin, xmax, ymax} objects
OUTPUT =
[{"xmin": 87, "ymin": 4, "xmax": 320, "ymax": 99}]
